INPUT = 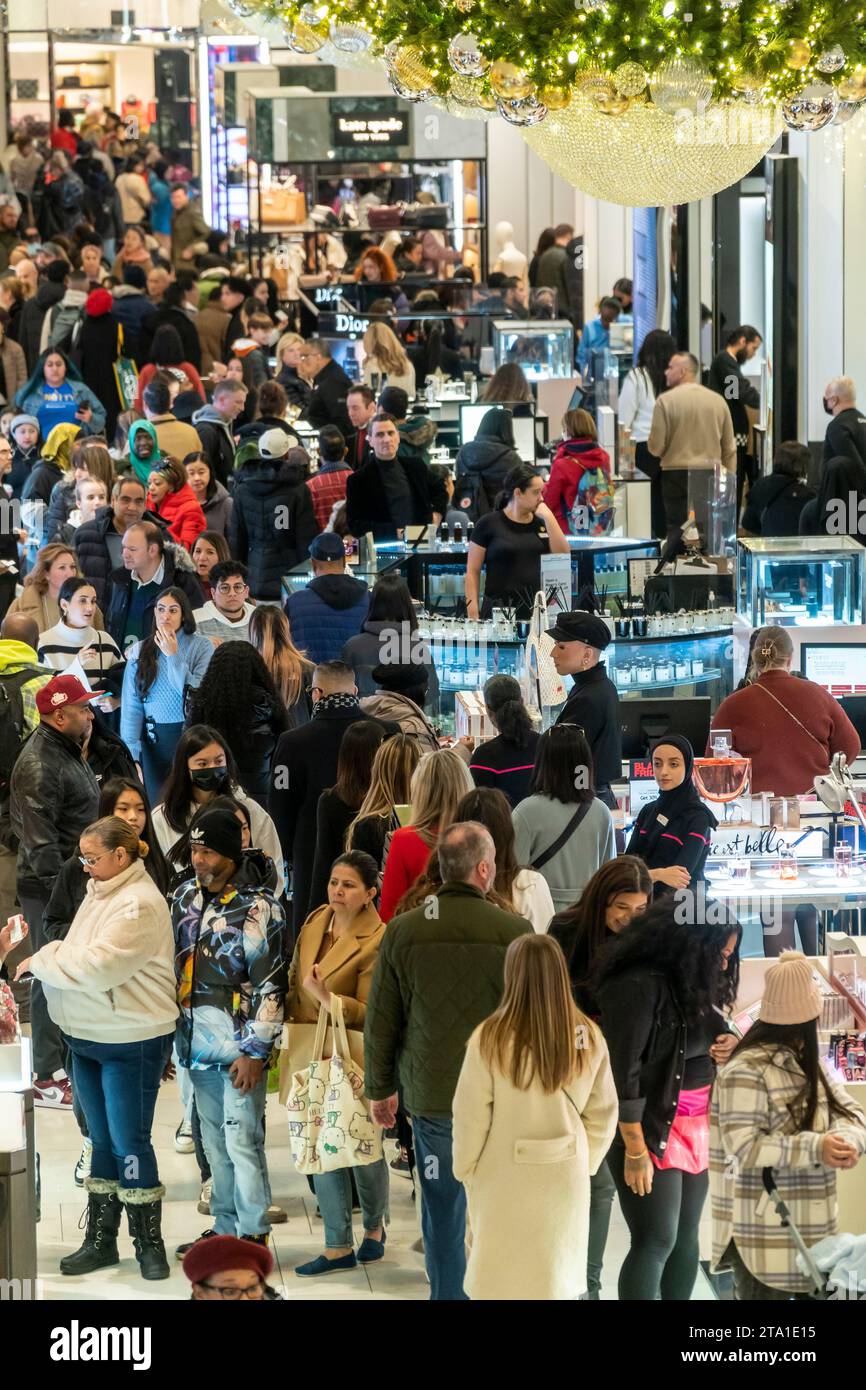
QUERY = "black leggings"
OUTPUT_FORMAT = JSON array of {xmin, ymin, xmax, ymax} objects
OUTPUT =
[
  {"xmin": 610, "ymin": 1139, "xmax": 708, "ymax": 1300},
  {"xmin": 761, "ymin": 905, "xmax": 818, "ymax": 958}
]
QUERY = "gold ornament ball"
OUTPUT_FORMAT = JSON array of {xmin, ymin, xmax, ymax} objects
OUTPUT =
[
  {"xmin": 838, "ymin": 67, "xmax": 866, "ymax": 102},
  {"xmin": 785, "ymin": 39, "xmax": 812, "ymax": 71},
  {"xmin": 614, "ymin": 61, "xmax": 647, "ymax": 97},
  {"xmin": 393, "ymin": 45, "xmax": 435, "ymax": 94},
  {"xmin": 539, "ymin": 83, "xmax": 571, "ymax": 110},
  {"xmin": 455, "ymin": 0, "xmax": 476, "ymax": 10},
  {"xmin": 490, "ymin": 60, "xmax": 534, "ymax": 100},
  {"xmin": 288, "ymin": 20, "xmax": 328, "ymax": 53},
  {"xmin": 593, "ymin": 90, "xmax": 630, "ymax": 115}
]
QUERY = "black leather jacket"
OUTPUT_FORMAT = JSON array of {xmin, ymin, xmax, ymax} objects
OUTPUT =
[{"xmin": 9, "ymin": 722, "xmax": 100, "ymax": 897}]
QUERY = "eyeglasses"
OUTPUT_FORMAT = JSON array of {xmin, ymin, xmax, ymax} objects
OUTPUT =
[
  {"xmin": 199, "ymin": 1279, "xmax": 265, "ymax": 1300},
  {"xmin": 215, "ymin": 583, "xmax": 248, "ymax": 596},
  {"xmin": 79, "ymin": 849, "xmax": 113, "ymax": 868}
]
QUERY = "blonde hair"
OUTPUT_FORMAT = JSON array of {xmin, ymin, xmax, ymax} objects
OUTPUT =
[
  {"xmin": 248, "ymin": 605, "xmax": 309, "ymax": 708},
  {"xmin": 24, "ymin": 543, "xmax": 78, "ymax": 594},
  {"xmin": 346, "ymin": 733, "xmax": 423, "ymax": 848},
  {"xmin": 479, "ymin": 934, "xmax": 590, "ymax": 1092},
  {"xmin": 408, "ymin": 748, "xmax": 474, "ymax": 849},
  {"xmin": 752, "ymin": 624, "xmax": 794, "ymax": 675},
  {"xmin": 276, "ymin": 331, "xmax": 304, "ymax": 365},
  {"xmin": 362, "ymin": 322, "xmax": 411, "ymax": 379},
  {"xmin": 82, "ymin": 815, "xmax": 149, "ymax": 861}
]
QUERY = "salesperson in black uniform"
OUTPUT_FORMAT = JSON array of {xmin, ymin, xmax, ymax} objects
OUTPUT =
[{"xmin": 547, "ymin": 610, "xmax": 621, "ymax": 810}]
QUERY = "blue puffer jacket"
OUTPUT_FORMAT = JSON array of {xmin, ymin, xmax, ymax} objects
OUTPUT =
[
  {"xmin": 171, "ymin": 867, "xmax": 287, "ymax": 1070},
  {"xmin": 285, "ymin": 573, "xmax": 370, "ymax": 666}
]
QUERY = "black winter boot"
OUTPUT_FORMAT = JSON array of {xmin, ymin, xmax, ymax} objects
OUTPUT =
[
  {"xmin": 120, "ymin": 1185, "xmax": 170, "ymax": 1280},
  {"xmin": 59, "ymin": 1179, "xmax": 121, "ymax": 1275}
]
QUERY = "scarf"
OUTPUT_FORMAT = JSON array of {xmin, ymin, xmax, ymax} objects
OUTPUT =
[
  {"xmin": 41, "ymin": 421, "xmax": 81, "ymax": 470},
  {"xmin": 312, "ymin": 692, "xmax": 359, "ymax": 719},
  {"xmin": 639, "ymin": 733, "xmax": 717, "ymax": 858}
]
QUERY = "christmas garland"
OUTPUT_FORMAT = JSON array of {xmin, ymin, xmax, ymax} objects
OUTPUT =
[{"xmin": 240, "ymin": 0, "xmax": 866, "ymax": 107}]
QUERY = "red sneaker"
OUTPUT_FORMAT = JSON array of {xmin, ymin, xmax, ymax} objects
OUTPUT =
[{"xmin": 33, "ymin": 1076, "xmax": 73, "ymax": 1110}]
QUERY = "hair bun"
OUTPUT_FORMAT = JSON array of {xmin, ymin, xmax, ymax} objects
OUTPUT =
[{"xmin": 138, "ymin": 840, "xmax": 149, "ymax": 858}]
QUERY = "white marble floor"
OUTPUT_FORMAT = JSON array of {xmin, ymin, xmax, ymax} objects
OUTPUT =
[{"xmin": 34, "ymin": 1087, "xmax": 716, "ymax": 1302}]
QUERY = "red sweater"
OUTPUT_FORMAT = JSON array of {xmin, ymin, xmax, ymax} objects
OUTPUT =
[
  {"xmin": 543, "ymin": 439, "xmax": 611, "ymax": 532},
  {"xmin": 379, "ymin": 826, "xmax": 433, "ymax": 923},
  {"xmin": 151, "ymin": 483, "xmax": 207, "ymax": 552},
  {"xmin": 710, "ymin": 670, "xmax": 861, "ymax": 796}
]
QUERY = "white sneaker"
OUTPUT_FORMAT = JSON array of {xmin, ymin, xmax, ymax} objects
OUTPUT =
[
  {"xmin": 73, "ymin": 1138, "xmax": 93, "ymax": 1187},
  {"xmin": 175, "ymin": 1117, "xmax": 195, "ymax": 1153},
  {"xmin": 197, "ymin": 1178, "xmax": 212, "ymax": 1216}
]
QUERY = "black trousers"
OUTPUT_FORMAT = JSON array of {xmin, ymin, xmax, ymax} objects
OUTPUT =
[
  {"xmin": 586, "ymin": 1156, "xmax": 616, "ymax": 1298},
  {"xmin": 661, "ymin": 471, "xmax": 689, "ymax": 541},
  {"xmin": 761, "ymin": 905, "xmax": 818, "ymax": 957},
  {"xmin": 19, "ymin": 890, "xmax": 62, "ymax": 1079},
  {"xmin": 635, "ymin": 441, "xmax": 666, "ymax": 541},
  {"xmin": 609, "ymin": 1138, "xmax": 709, "ymax": 1300}
]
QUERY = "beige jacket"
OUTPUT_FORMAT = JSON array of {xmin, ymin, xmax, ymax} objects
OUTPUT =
[
  {"xmin": 647, "ymin": 381, "xmax": 737, "ymax": 474},
  {"xmin": 452, "ymin": 1021, "xmax": 618, "ymax": 1300},
  {"xmin": 30, "ymin": 858, "xmax": 178, "ymax": 1044},
  {"xmin": 0, "ymin": 337, "xmax": 27, "ymax": 406},
  {"xmin": 151, "ymin": 414, "xmax": 203, "ymax": 462}
]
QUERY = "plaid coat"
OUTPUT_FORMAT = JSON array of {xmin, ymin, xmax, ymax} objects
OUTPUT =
[{"xmin": 710, "ymin": 1044, "xmax": 866, "ymax": 1292}]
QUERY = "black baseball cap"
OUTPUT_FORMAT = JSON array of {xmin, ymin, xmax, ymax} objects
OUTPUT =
[
  {"xmin": 309, "ymin": 532, "xmax": 346, "ymax": 561},
  {"xmin": 546, "ymin": 610, "xmax": 612, "ymax": 650}
]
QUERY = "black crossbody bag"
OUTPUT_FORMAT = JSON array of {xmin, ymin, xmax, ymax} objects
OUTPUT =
[{"xmin": 531, "ymin": 801, "xmax": 592, "ymax": 871}]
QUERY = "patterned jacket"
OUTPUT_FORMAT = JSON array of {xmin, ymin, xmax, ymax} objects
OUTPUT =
[
  {"xmin": 171, "ymin": 874, "xmax": 288, "ymax": 1070},
  {"xmin": 710, "ymin": 1044, "xmax": 866, "ymax": 1292}
]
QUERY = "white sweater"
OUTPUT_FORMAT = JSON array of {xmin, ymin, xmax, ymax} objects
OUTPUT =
[
  {"xmin": 618, "ymin": 367, "xmax": 656, "ymax": 443},
  {"xmin": 30, "ymin": 859, "xmax": 177, "ymax": 1044},
  {"xmin": 151, "ymin": 789, "xmax": 286, "ymax": 894},
  {"xmin": 511, "ymin": 868, "xmax": 555, "ymax": 933}
]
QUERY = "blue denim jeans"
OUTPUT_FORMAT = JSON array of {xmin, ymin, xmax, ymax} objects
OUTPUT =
[
  {"xmin": 65, "ymin": 1031, "xmax": 172, "ymax": 1189},
  {"xmin": 313, "ymin": 1158, "xmax": 390, "ymax": 1250},
  {"xmin": 411, "ymin": 1113, "xmax": 468, "ymax": 1301},
  {"xmin": 188, "ymin": 1066, "xmax": 272, "ymax": 1237}
]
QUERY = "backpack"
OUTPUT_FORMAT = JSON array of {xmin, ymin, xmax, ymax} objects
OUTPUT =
[
  {"xmin": 0, "ymin": 667, "xmax": 41, "ymax": 796},
  {"xmin": 569, "ymin": 467, "xmax": 615, "ymax": 536}
]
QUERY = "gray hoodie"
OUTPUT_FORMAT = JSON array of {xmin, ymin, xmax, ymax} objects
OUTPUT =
[{"xmin": 42, "ymin": 288, "xmax": 88, "ymax": 354}]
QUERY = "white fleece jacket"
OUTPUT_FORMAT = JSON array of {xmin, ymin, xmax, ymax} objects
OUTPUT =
[{"xmin": 30, "ymin": 859, "xmax": 178, "ymax": 1044}]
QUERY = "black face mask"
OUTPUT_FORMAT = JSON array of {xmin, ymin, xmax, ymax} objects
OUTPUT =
[
  {"xmin": 823, "ymin": 397, "xmax": 835, "ymax": 416},
  {"xmin": 190, "ymin": 767, "xmax": 228, "ymax": 792}
]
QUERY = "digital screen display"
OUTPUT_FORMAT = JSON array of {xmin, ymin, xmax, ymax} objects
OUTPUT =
[
  {"xmin": 459, "ymin": 404, "xmax": 536, "ymax": 464},
  {"xmin": 801, "ymin": 644, "xmax": 866, "ymax": 696}
]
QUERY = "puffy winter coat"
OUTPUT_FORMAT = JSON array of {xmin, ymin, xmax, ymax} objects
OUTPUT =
[
  {"xmin": 74, "ymin": 504, "xmax": 167, "ymax": 608},
  {"xmin": 454, "ymin": 438, "xmax": 522, "ymax": 519},
  {"xmin": 150, "ymin": 481, "xmax": 207, "ymax": 551},
  {"xmin": 229, "ymin": 454, "xmax": 318, "ymax": 599},
  {"xmin": 285, "ymin": 573, "xmax": 370, "ymax": 666}
]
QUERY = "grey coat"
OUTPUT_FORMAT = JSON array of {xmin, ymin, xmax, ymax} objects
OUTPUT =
[{"xmin": 512, "ymin": 795, "xmax": 616, "ymax": 912}]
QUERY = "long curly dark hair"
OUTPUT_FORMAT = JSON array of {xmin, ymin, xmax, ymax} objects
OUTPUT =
[
  {"xmin": 136, "ymin": 586, "xmax": 198, "ymax": 698},
  {"xmin": 594, "ymin": 898, "xmax": 741, "ymax": 1025},
  {"xmin": 185, "ymin": 642, "xmax": 288, "ymax": 763}
]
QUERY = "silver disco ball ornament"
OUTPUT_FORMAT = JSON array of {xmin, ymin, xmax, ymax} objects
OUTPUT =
[
  {"xmin": 447, "ymin": 32, "xmax": 489, "ymax": 78},
  {"xmin": 330, "ymin": 20, "xmax": 372, "ymax": 51},
  {"xmin": 388, "ymin": 71, "xmax": 433, "ymax": 103},
  {"xmin": 781, "ymin": 83, "xmax": 837, "ymax": 132},
  {"xmin": 816, "ymin": 44, "xmax": 846, "ymax": 74},
  {"xmin": 226, "ymin": 0, "xmax": 255, "ymax": 14},
  {"xmin": 833, "ymin": 99, "xmax": 863, "ymax": 126},
  {"xmin": 496, "ymin": 93, "xmax": 548, "ymax": 126},
  {"xmin": 299, "ymin": 3, "xmax": 322, "ymax": 22},
  {"xmin": 650, "ymin": 56, "xmax": 714, "ymax": 114}
]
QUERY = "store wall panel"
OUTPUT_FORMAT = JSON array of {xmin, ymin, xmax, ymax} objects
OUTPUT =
[{"xmin": 7, "ymin": 0, "xmax": 201, "ymax": 28}]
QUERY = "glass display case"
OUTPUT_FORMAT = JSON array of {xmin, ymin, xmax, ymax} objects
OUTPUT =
[
  {"xmin": 492, "ymin": 320, "xmax": 574, "ymax": 381},
  {"xmin": 419, "ymin": 618, "xmax": 525, "ymax": 732},
  {"xmin": 280, "ymin": 555, "xmax": 403, "ymax": 603},
  {"xmin": 608, "ymin": 628, "xmax": 734, "ymax": 711},
  {"xmin": 737, "ymin": 536, "xmax": 865, "ymax": 628},
  {"xmin": 567, "ymin": 537, "xmax": 660, "ymax": 606}
]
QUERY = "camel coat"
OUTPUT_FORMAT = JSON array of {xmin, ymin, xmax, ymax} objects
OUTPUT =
[
  {"xmin": 279, "ymin": 900, "xmax": 385, "ymax": 1102},
  {"xmin": 452, "ymin": 1021, "xmax": 618, "ymax": 1300}
]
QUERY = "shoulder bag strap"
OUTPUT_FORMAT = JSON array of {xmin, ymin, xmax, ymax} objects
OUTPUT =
[
  {"xmin": 754, "ymin": 681, "xmax": 829, "ymax": 757},
  {"xmin": 532, "ymin": 800, "xmax": 593, "ymax": 872}
]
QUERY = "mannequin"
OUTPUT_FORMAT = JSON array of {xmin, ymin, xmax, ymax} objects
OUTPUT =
[{"xmin": 493, "ymin": 221, "xmax": 529, "ymax": 286}]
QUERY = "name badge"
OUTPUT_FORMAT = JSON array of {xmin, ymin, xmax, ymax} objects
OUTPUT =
[{"xmin": 657, "ymin": 813, "xmax": 669, "ymax": 826}]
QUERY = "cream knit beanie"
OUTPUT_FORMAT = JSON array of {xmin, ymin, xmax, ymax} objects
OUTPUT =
[{"xmin": 760, "ymin": 949, "xmax": 821, "ymax": 1026}]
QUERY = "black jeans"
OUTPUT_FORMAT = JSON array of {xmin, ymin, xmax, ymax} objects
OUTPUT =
[
  {"xmin": 761, "ymin": 905, "xmax": 818, "ymax": 957},
  {"xmin": 724, "ymin": 1240, "xmax": 814, "ymax": 1302},
  {"xmin": 660, "ymin": 471, "xmax": 689, "ymax": 541},
  {"xmin": 19, "ymin": 890, "xmax": 62, "ymax": 1079},
  {"xmin": 586, "ymin": 1156, "xmax": 616, "ymax": 1298},
  {"xmin": 609, "ymin": 1138, "xmax": 709, "ymax": 1300}
]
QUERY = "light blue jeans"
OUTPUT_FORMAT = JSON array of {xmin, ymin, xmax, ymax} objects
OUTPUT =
[
  {"xmin": 188, "ymin": 1067, "xmax": 272, "ymax": 1237},
  {"xmin": 313, "ymin": 1158, "xmax": 390, "ymax": 1249}
]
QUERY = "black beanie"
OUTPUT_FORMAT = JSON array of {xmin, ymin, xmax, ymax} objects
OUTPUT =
[
  {"xmin": 189, "ymin": 806, "xmax": 242, "ymax": 864},
  {"xmin": 46, "ymin": 260, "xmax": 69, "ymax": 284},
  {"xmin": 372, "ymin": 662, "xmax": 429, "ymax": 700}
]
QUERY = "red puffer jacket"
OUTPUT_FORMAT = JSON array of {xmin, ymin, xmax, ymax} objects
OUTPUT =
[
  {"xmin": 151, "ymin": 482, "xmax": 207, "ymax": 551},
  {"xmin": 543, "ymin": 438, "xmax": 611, "ymax": 532}
]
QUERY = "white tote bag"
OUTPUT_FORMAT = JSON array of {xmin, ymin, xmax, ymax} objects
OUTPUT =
[{"xmin": 285, "ymin": 996, "xmax": 383, "ymax": 1176}]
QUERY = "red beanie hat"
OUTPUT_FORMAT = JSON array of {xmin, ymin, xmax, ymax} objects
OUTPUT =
[
  {"xmin": 182, "ymin": 1234, "xmax": 273, "ymax": 1286},
  {"xmin": 86, "ymin": 287, "xmax": 113, "ymax": 317}
]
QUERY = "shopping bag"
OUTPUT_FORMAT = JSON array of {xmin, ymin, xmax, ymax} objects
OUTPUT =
[
  {"xmin": 285, "ymin": 996, "xmax": 382, "ymax": 1175},
  {"xmin": 113, "ymin": 324, "xmax": 139, "ymax": 411}
]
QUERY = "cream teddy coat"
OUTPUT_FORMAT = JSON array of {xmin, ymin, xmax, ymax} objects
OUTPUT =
[{"xmin": 452, "ymin": 1020, "xmax": 618, "ymax": 1300}]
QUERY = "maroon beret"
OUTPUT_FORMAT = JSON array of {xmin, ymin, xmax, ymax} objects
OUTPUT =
[{"xmin": 183, "ymin": 1234, "xmax": 273, "ymax": 1286}]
